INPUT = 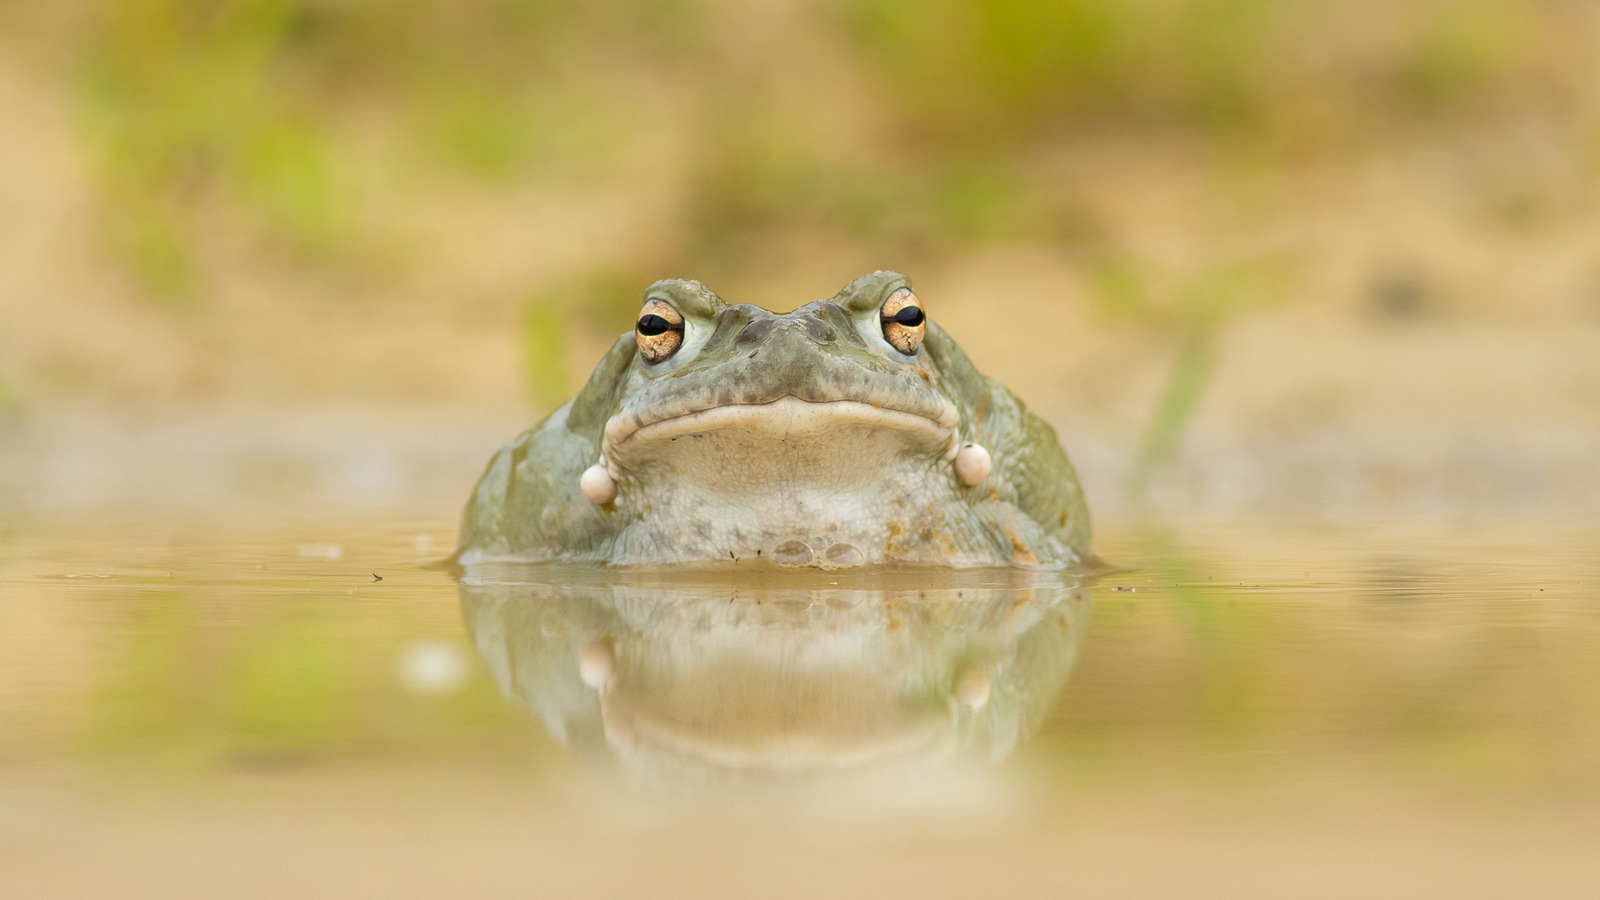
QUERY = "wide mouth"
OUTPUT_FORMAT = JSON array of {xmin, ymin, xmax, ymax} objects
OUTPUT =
[{"xmin": 603, "ymin": 397, "xmax": 959, "ymax": 465}]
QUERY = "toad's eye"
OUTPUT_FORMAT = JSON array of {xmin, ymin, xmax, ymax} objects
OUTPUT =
[
  {"xmin": 880, "ymin": 288, "xmax": 925, "ymax": 355},
  {"xmin": 636, "ymin": 298, "xmax": 685, "ymax": 363}
]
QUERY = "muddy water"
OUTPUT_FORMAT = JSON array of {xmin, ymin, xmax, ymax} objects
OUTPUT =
[{"xmin": 2, "ymin": 513, "xmax": 1599, "ymax": 898}]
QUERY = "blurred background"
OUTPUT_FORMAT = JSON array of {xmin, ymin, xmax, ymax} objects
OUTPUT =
[
  {"xmin": 4, "ymin": 5, "xmax": 1600, "ymax": 896},
  {"xmin": 3, "ymin": 0, "xmax": 1599, "ymax": 517}
]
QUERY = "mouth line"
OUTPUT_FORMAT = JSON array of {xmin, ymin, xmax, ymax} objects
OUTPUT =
[
  {"xmin": 600, "ymin": 691, "xmax": 951, "ymax": 771},
  {"xmin": 603, "ymin": 397, "xmax": 959, "ymax": 462}
]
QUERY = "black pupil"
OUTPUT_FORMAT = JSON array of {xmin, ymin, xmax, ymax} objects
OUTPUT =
[
  {"xmin": 887, "ymin": 305, "xmax": 924, "ymax": 327},
  {"xmin": 637, "ymin": 313, "xmax": 677, "ymax": 336}
]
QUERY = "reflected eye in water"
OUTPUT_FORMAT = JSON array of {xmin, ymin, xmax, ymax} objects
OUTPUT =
[{"xmin": 459, "ymin": 567, "xmax": 1093, "ymax": 785}]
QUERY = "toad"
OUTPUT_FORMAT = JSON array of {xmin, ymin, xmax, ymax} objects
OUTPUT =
[{"xmin": 458, "ymin": 271, "xmax": 1093, "ymax": 568}]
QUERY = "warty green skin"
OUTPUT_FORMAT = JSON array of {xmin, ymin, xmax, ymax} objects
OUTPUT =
[{"xmin": 458, "ymin": 271, "xmax": 1093, "ymax": 568}]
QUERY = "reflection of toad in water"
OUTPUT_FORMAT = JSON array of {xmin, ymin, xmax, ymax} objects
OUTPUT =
[{"xmin": 460, "ymin": 567, "xmax": 1091, "ymax": 784}]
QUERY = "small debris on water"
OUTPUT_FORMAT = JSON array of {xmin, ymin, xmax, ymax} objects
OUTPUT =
[
  {"xmin": 373, "ymin": 573, "xmax": 383, "ymax": 582},
  {"xmin": 298, "ymin": 543, "xmax": 342, "ymax": 560},
  {"xmin": 398, "ymin": 641, "xmax": 470, "ymax": 696},
  {"xmin": 1113, "ymin": 586, "xmax": 1136, "ymax": 592}
]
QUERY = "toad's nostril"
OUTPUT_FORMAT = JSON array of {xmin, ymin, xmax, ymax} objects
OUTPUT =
[
  {"xmin": 824, "ymin": 543, "xmax": 864, "ymax": 566},
  {"xmin": 770, "ymin": 540, "xmax": 813, "ymax": 565},
  {"xmin": 803, "ymin": 317, "xmax": 836, "ymax": 343}
]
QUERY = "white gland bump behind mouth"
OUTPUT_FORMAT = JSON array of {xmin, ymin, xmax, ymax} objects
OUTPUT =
[
  {"xmin": 955, "ymin": 443, "xmax": 991, "ymax": 486},
  {"xmin": 580, "ymin": 463, "xmax": 616, "ymax": 504}
]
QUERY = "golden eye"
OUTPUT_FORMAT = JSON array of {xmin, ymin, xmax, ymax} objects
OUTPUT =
[
  {"xmin": 635, "ymin": 298, "xmax": 684, "ymax": 363},
  {"xmin": 880, "ymin": 288, "xmax": 925, "ymax": 355}
]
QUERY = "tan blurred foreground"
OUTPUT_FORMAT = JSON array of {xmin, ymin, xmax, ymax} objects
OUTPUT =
[{"xmin": 5, "ymin": 766, "xmax": 1599, "ymax": 900}]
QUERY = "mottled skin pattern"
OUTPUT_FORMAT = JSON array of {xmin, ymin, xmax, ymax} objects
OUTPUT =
[{"xmin": 458, "ymin": 271, "xmax": 1093, "ymax": 568}]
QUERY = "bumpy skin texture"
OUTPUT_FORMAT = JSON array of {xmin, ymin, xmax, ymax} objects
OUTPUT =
[{"xmin": 458, "ymin": 271, "xmax": 1093, "ymax": 568}]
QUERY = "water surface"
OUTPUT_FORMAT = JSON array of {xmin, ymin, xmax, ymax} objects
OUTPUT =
[{"xmin": 2, "ymin": 513, "xmax": 1597, "ymax": 898}]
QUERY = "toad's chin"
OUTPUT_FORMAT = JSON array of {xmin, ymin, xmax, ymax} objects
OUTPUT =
[{"xmin": 601, "ymin": 397, "xmax": 959, "ymax": 493}]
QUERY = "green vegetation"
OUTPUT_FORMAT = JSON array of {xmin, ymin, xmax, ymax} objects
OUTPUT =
[
  {"xmin": 83, "ymin": 585, "xmax": 534, "ymax": 768},
  {"xmin": 1034, "ymin": 529, "xmax": 1600, "ymax": 785},
  {"xmin": 58, "ymin": 0, "xmax": 1587, "ymax": 303},
  {"xmin": 520, "ymin": 301, "xmax": 572, "ymax": 411},
  {"xmin": 1090, "ymin": 251, "xmax": 1296, "ymax": 503},
  {"xmin": 25, "ymin": 0, "xmax": 1592, "ymax": 484},
  {"xmin": 79, "ymin": 0, "xmax": 343, "ymax": 297}
]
